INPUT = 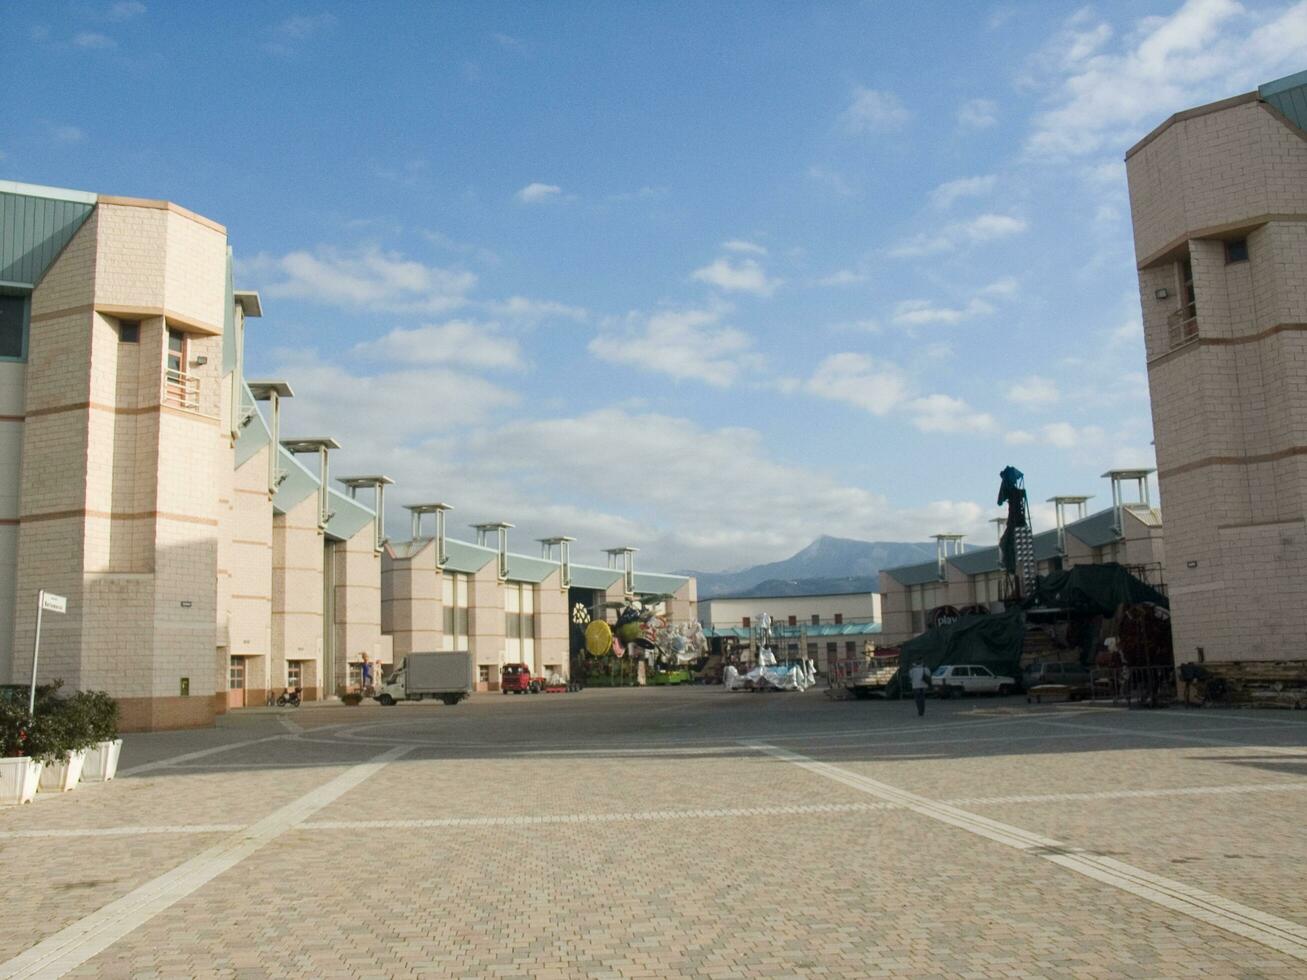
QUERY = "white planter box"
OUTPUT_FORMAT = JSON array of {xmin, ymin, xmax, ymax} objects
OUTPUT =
[
  {"xmin": 38, "ymin": 749, "xmax": 87, "ymax": 793},
  {"xmin": 82, "ymin": 739, "xmax": 123, "ymax": 782},
  {"xmin": 0, "ymin": 757, "xmax": 44, "ymax": 805}
]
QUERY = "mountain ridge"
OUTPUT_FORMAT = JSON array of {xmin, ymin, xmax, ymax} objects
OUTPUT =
[{"xmin": 681, "ymin": 535, "xmax": 936, "ymax": 598}]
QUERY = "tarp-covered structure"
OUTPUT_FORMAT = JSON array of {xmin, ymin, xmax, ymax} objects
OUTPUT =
[
  {"xmin": 894, "ymin": 608, "xmax": 1026, "ymax": 695},
  {"xmin": 1022, "ymin": 563, "xmax": 1168, "ymax": 616}
]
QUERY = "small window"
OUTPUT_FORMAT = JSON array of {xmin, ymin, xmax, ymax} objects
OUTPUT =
[
  {"xmin": 287, "ymin": 662, "xmax": 303, "ymax": 687},
  {"xmin": 0, "ymin": 293, "xmax": 28, "ymax": 360},
  {"xmin": 119, "ymin": 320, "xmax": 140, "ymax": 343},
  {"xmin": 825, "ymin": 642, "xmax": 837, "ymax": 655},
  {"xmin": 787, "ymin": 615, "xmax": 797, "ymax": 627},
  {"xmin": 845, "ymin": 641, "xmax": 856, "ymax": 655},
  {"xmin": 1225, "ymin": 239, "xmax": 1248, "ymax": 263},
  {"xmin": 834, "ymin": 613, "xmax": 844, "ymax": 625},
  {"xmin": 742, "ymin": 616, "xmax": 751, "ymax": 629},
  {"xmin": 811, "ymin": 614, "xmax": 820, "ymax": 626}
]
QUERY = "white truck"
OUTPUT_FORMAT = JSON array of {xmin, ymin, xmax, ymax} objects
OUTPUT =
[{"xmin": 376, "ymin": 651, "xmax": 474, "ymax": 706}]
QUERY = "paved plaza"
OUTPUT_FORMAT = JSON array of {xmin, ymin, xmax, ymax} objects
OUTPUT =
[{"xmin": 2, "ymin": 688, "xmax": 1307, "ymax": 978}]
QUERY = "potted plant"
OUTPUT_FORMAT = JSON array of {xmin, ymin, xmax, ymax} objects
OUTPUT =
[
  {"xmin": 35, "ymin": 695, "xmax": 96, "ymax": 793},
  {"xmin": 0, "ymin": 696, "xmax": 43, "ymax": 805},
  {"xmin": 77, "ymin": 691, "xmax": 122, "ymax": 782}
]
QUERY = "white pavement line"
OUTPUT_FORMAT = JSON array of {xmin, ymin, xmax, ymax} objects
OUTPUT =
[
  {"xmin": 0, "ymin": 825, "xmax": 244, "ymax": 840},
  {"xmin": 0, "ymin": 744, "xmax": 411, "ymax": 980},
  {"xmin": 747, "ymin": 741, "xmax": 1307, "ymax": 964},
  {"xmin": 303, "ymin": 800, "xmax": 897, "ymax": 831},
  {"xmin": 948, "ymin": 781, "xmax": 1307, "ymax": 806},
  {"xmin": 1034, "ymin": 717, "xmax": 1307, "ymax": 756},
  {"xmin": 276, "ymin": 715, "xmax": 303, "ymax": 734}
]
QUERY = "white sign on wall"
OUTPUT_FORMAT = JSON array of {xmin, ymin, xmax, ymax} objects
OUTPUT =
[{"xmin": 41, "ymin": 591, "xmax": 67, "ymax": 614}]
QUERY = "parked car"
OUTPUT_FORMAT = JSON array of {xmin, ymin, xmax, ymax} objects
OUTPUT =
[
  {"xmin": 931, "ymin": 664, "xmax": 1016, "ymax": 697},
  {"xmin": 1022, "ymin": 661, "xmax": 1091, "ymax": 694}
]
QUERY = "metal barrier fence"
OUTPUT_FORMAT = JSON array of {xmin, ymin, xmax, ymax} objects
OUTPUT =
[{"xmin": 1087, "ymin": 665, "xmax": 1176, "ymax": 708}]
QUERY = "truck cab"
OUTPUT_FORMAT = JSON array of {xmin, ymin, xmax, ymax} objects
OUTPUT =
[{"xmin": 500, "ymin": 663, "xmax": 537, "ymax": 694}]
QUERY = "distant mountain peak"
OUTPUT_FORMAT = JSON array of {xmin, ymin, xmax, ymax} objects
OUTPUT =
[{"xmin": 684, "ymin": 536, "xmax": 936, "ymax": 599}]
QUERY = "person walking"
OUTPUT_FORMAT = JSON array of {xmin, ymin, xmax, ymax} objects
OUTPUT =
[{"xmin": 908, "ymin": 660, "xmax": 932, "ymax": 717}]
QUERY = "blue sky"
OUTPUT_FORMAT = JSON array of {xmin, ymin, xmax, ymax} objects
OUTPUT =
[{"xmin": 5, "ymin": 0, "xmax": 1306, "ymax": 571}]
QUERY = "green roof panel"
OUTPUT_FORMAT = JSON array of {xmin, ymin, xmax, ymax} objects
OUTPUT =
[{"xmin": 0, "ymin": 182, "xmax": 96, "ymax": 288}]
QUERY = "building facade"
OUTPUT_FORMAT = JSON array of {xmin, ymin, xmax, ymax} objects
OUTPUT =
[
  {"xmin": 1125, "ymin": 69, "xmax": 1307, "ymax": 665},
  {"xmin": 383, "ymin": 529, "xmax": 697, "ymax": 690},
  {"xmin": 0, "ymin": 179, "xmax": 701, "ymax": 722},
  {"xmin": 879, "ymin": 473, "xmax": 1165, "ymax": 647}
]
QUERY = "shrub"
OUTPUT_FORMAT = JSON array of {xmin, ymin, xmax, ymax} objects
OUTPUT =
[
  {"xmin": 0, "ymin": 682, "xmax": 118, "ymax": 761},
  {"xmin": 70, "ymin": 690, "xmax": 119, "ymax": 743}
]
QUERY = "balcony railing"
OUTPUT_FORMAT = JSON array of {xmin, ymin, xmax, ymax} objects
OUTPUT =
[
  {"xmin": 1166, "ymin": 305, "xmax": 1198, "ymax": 350},
  {"xmin": 164, "ymin": 368, "xmax": 200, "ymax": 410}
]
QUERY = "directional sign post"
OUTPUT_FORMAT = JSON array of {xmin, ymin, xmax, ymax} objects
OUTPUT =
[{"xmin": 29, "ymin": 589, "xmax": 67, "ymax": 717}]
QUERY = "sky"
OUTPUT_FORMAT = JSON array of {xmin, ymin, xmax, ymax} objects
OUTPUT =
[{"xmin": 5, "ymin": 0, "xmax": 1307, "ymax": 572}]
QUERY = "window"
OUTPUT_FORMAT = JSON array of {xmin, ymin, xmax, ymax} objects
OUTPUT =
[
  {"xmin": 167, "ymin": 327, "xmax": 186, "ymax": 372},
  {"xmin": 119, "ymin": 320, "xmax": 140, "ymax": 343},
  {"xmin": 834, "ymin": 613, "xmax": 844, "ymax": 625},
  {"xmin": 1169, "ymin": 257, "xmax": 1199, "ymax": 349},
  {"xmin": 810, "ymin": 614, "xmax": 819, "ymax": 626},
  {"xmin": 845, "ymin": 641, "xmax": 856, "ymax": 656},
  {"xmin": 441, "ymin": 573, "xmax": 469, "ymax": 650},
  {"xmin": 0, "ymin": 293, "xmax": 29, "ymax": 360},
  {"xmin": 504, "ymin": 582, "xmax": 535, "ymax": 663},
  {"xmin": 742, "ymin": 616, "xmax": 751, "ymax": 629},
  {"xmin": 787, "ymin": 615, "xmax": 797, "ymax": 627},
  {"xmin": 478, "ymin": 665, "xmax": 491, "ymax": 685},
  {"xmin": 825, "ymin": 642, "xmax": 837, "ymax": 657},
  {"xmin": 287, "ymin": 662, "xmax": 303, "ymax": 688},
  {"xmin": 228, "ymin": 657, "xmax": 245, "ymax": 690},
  {"xmin": 807, "ymin": 643, "xmax": 817, "ymax": 658},
  {"xmin": 1225, "ymin": 238, "xmax": 1248, "ymax": 263},
  {"xmin": 787, "ymin": 642, "xmax": 799, "ymax": 658}
]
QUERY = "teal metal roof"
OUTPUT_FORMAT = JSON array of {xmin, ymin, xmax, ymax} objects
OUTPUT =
[
  {"xmin": 234, "ymin": 384, "xmax": 270, "ymax": 468},
  {"xmin": 441, "ymin": 538, "xmax": 497, "ymax": 575},
  {"xmin": 882, "ymin": 560, "xmax": 942, "ymax": 587},
  {"xmin": 271, "ymin": 445, "xmax": 319, "ymax": 513},
  {"xmin": 1064, "ymin": 508, "xmax": 1119, "ymax": 549},
  {"xmin": 324, "ymin": 488, "xmax": 374, "ymax": 542},
  {"xmin": 505, "ymin": 552, "xmax": 559, "ymax": 584},
  {"xmin": 0, "ymin": 181, "xmax": 96, "ymax": 288},
  {"xmin": 1261, "ymin": 68, "xmax": 1307, "ymax": 133},
  {"xmin": 569, "ymin": 564, "xmax": 623, "ymax": 590},
  {"xmin": 633, "ymin": 571, "xmax": 690, "ymax": 594},
  {"xmin": 949, "ymin": 547, "xmax": 1004, "ymax": 576}
]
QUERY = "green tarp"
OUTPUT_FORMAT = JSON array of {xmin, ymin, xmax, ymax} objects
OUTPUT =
[
  {"xmin": 1022, "ymin": 563, "xmax": 1168, "ymax": 616},
  {"xmin": 895, "ymin": 608, "xmax": 1026, "ymax": 695}
]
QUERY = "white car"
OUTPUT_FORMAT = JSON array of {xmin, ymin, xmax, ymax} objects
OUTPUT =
[{"xmin": 931, "ymin": 664, "xmax": 1016, "ymax": 697}]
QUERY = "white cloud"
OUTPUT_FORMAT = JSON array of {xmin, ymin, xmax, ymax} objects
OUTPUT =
[
  {"xmin": 492, "ymin": 32, "xmax": 524, "ymax": 50},
  {"xmin": 907, "ymin": 394, "xmax": 997, "ymax": 434},
  {"xmin": 1006, "ymin": 375, "xmax": 1061, "ymax": 406},
  {"xmin": 929, "ymin": 174, "xmax": 997, "ymax": 210},
  {"xmin": 806, "ymin": 165, "xmax": 857, "ymax": 197},
  {"xmin": 589, "ymin": 305, "xmax": 762, "ymax": 387},
  {"xmin": 273, "ymin": 13, "xmax": 335, "ymax": 40},
  {"xmin": 352, "ymin": 320, "xmax": 524, "ymax": 371},
  {"xmin": 957, "ymin": 98, "xmax": 999, "ymax": 128},
  {"xmin": 1026, "ymin": 0, "xmax": 1307, "ymax": 158},
  {"xmin": 805, "ymin": 353, "xmax": 911, "ymax": 416},
  {"xmin": 722, "ymin": 239, "xmax": 767, "ymax": 255},
  {"xmin": 841, "ymin": 86, "xmax": 910, "ymax": 133},
  {"xmin": 813, "ymin": 269, "xmax": 867, "ymax": 287},
  {"xmin": 107, "ymin": 1, "xmax": 146, "ymax": 20},
  {"xmin": 271, "ymin": 348, "xmax": 518, "ymax": 446},
  {"xmin": 243, "ymin": 245, "xmax": 476, "ymax": 314},
  {"xmin": 1005, "ymin": 430, "xmax": 1037, "ymax": 445},
  {"xmin": 73, "ymin": 32, "xmax": 116, "ymax": 48},
  {"xmin": 892, "ymin": 297, "xmax": 994, "ymax": 327},
  {"xmin": 889, "ymin": 213, "xmax": 1027, "ymax": 257},
  {"xmin": 516, "ymin": 182, "xmax": 562, "ymax": 204},
  {"xmin": 606, "ymin": 185, "xmax": 669, "ymax": 203},
  {"xmin": 483, "ymin": 296, "xmax": 588, "ymax": 323},
  {"xmin": 49, "ymin": 124, "xmax": 85, "ymax": 143},
  {"xmin": 980, "ymin": 276, "xmax": 1019, "ymax": 297},
  {"xmin": 691, "ymin": 257, "xmax": 781, "ymax": 297}
]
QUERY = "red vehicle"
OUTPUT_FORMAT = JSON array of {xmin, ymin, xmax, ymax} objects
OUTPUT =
[{"xmin": 500, "ymin": 663, "xmax": 539, "ymax": 694}]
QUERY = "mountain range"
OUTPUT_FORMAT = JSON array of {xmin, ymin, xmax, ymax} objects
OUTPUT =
[{"xmin": 680, "ymin": 536, "xmax": 937, "ymax": 598}]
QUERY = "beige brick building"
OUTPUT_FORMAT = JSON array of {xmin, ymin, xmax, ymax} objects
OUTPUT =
[
  {"xmin": 383, "ymin": 527, "xmax": 697, "ymax": 690},
  {"xmin": 878, "ymin": 473, "xmax": 1165, "ymax": 647},
  {"xmin": 1, "ymin": 179, "xmax": 698, "ymax": 723},
  {"xmin": 0, "ymin": 180, "xmax": 384, "ymax": 729},
  {"xmin": 1125, "ymin": 69, "xmax": 1307, "ymax": 665}
]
